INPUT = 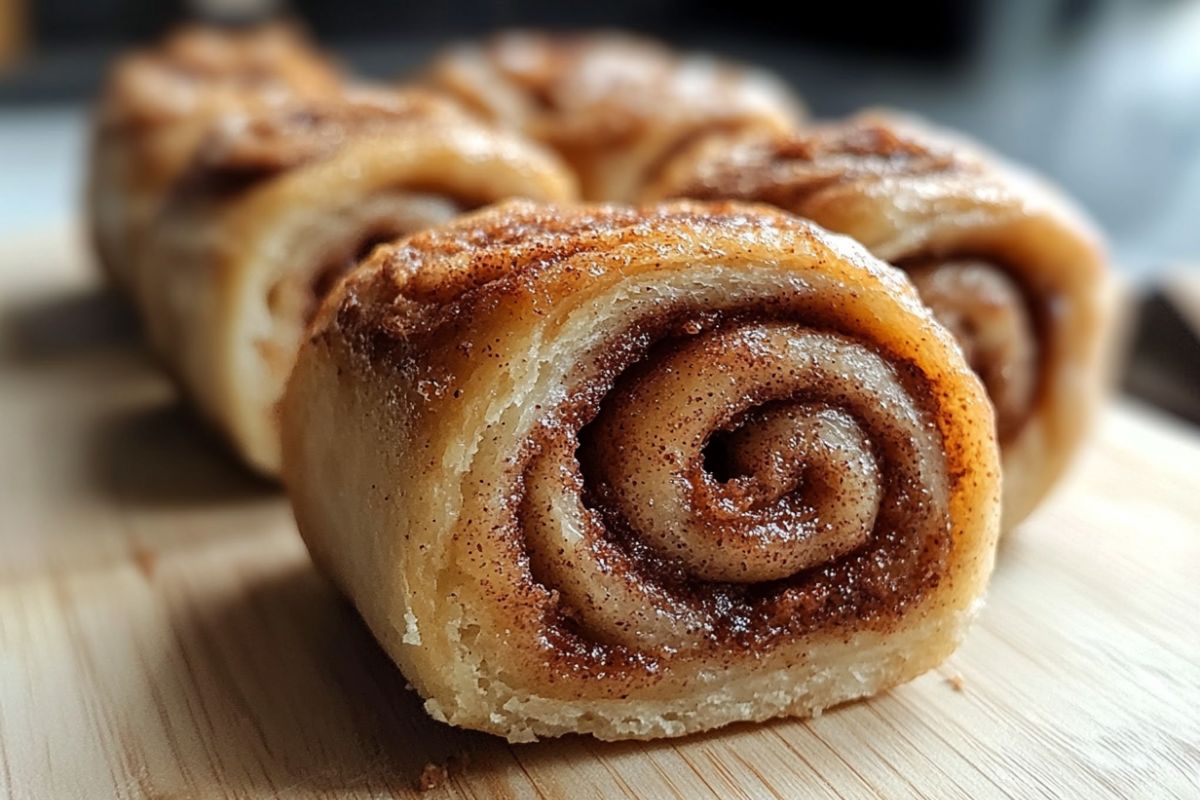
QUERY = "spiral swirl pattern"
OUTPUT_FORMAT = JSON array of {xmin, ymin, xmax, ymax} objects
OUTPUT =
[
  {"xmin": 906, "ymin": 259, "xmax": 1037, "ymax": 441},
  {"xmin": 641, "ymin": 119, "xmax": 1044, "ymax": 443},
  {"xmin": 134, "ymin": 88, "xmax": 577, "ymax": 476},
  {"xmin": 285, "ymin": 200, "xmax": 1000, "ymax": 740},
  {"xmin": 642, "ymin": 115, "xmax": 1111, "ymax": 528},
  {"xmin": 524, "ymin": 321, "xmax": 952, "ymax": 651}
]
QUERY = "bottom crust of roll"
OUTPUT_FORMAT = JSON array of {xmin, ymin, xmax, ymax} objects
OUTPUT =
[{"xmin": 401, "ymin": 599, "xmax": 979, "ymax": 742}]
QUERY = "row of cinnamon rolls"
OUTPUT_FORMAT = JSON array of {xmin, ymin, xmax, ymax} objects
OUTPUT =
[{"xmin": 89, "ymin": 24, "xmax": 1112, "ymax": 741}]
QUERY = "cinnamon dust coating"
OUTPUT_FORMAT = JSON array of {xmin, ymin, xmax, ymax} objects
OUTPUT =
[
  {"xmin": 180, "ymin": 88, "xmax": 466, "ymax": 189},
  {"xmin": 314, "ymin": 201, "xmax": 998, "ymax": 678},
  {"xmin": 267, "ymin": 197, "xmax": 465, "ymax": 330},
  {"xmin": 640, "ymin": 117, "xmax": 1046, "ymax": 443}
]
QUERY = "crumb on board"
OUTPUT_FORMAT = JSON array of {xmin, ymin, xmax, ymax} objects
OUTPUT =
[
  {"xmin": 945, "ymin": 673, "xmax": 966, "ymax": 692},
  {"xmin": 131, "ymin": 545, "xmax": 157, "ymax": 579},
  {"xmin": 416, "ymin": 752, "xmax": 471, "ymax": 791},
  {"xmin": 417, "ymin": 762, "xmax": 448, "ymax": 791}
]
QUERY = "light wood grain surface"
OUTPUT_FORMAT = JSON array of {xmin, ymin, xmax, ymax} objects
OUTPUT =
[{"xmin": 2, "ymin": 228, "xmax": 1198, "ymax": 800}]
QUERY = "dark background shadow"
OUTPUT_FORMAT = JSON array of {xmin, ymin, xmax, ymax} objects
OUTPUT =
[
  {"xmin": 87, "ymin": 400, "xmax": 277, "ymax": 506},
  {"xmin": 0, "ymin": 284, "xmax": 138, "ymax": 364},
  {"xmin": 2, "ymin": 284, "xmax": 276, "ymax": 508}
]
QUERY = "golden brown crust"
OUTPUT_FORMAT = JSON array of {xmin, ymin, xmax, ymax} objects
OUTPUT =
[
  {"xmin": 174, "ymin": 87, "xmax": 467, "ymax": 192},
  {"xmin": 136, "ymin": 89, "xmax": 578, "ymax": 476},
  {"xmin": 97, "ymin": 23, "xmax": 344, "ymax": 129},
  {"xmin": 643, "ymin": 119, "xmax": 969, "ymax": 207},
  {"xmin": 286, "ymin": 200, "xmax": 1001, "ymax": 740},
  {"xmin": 88, "ymin": 24, "xmax": 347, "ymax": 290},
  {"xmin": 329, "ymin": 201, "xmax": 914, "ymax": 327},
  {"xmin": 643, "ymin": 114, "xmax": 1113, "ymax": 528},
  {"xmin": 425, "ymin": 31, "xmax": 804, "ymax": 201}
]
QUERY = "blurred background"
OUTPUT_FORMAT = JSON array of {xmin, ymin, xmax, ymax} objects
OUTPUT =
[{"xmin": 1, "ymin": 0, "xmax": 1197, "ymax": 419}]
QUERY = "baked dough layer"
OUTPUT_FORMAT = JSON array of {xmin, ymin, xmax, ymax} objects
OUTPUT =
[
  {"xmin": 283, "ymin": 200, "xmax": 1001, "ymax": 741},
  {"xmin": 136, "ymin": 89, "xmax": 577, "ymax": 474},
  {"xmin": 426, "ymin": 31, "xmax": 803, "ymax": 201},
  {"xmin": 644, "ymin": 114, "xmax": 1115, "ymax": 528},
  {"xmin": 88, "ymin": 24, "xmax": 345, "ymax": 290}
]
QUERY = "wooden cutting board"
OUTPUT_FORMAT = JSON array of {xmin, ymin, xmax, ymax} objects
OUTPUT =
[{"xmin": 2, "ymin": 228, "xmax": 1198, "ymax": 800}]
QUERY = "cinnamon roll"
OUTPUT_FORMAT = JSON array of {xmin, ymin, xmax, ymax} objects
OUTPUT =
[
  {"xmin": 425, "ymin": 30, "xmax": 803, "ymax": 202},
  {"xmin": 87, "ymin": 24, "xmax": 345, "ymax": 290},
  {"xmin": 282, "ymin": 201, "xmax": 1000, "ymax": 742},
  {"xmin": 643, "ymin": 114, "xmax": 1113, "ymax": 528},
  {"xmin": 138, "ymin": 89, "xmax": 577, "ymax": 475}
]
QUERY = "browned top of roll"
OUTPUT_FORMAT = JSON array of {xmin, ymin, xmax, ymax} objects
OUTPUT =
[
  {"xmin": 425, "ymin": 30, "xmax": 804, "ymax": 200},
  {"xmin": 644, "ymin": 115, "xmax": 982, "ymax": 207},
  {"xmin": 184, "ymin": 87, "xmax": 466, "ymax": 179},
  {"xmin": 430, "ymin": 30, "xmax": 797, "ymax": 131},
  {"xmin": 97, "ymin": 23, "xmax": 345, "ymax": 129},
  {"xmin": 323, "ymin": 199, "xmax": 925, "ymax": 350},
  {"xmin": 641, "ymin": 115, "xmax": 1068, "ymax": 446}
]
